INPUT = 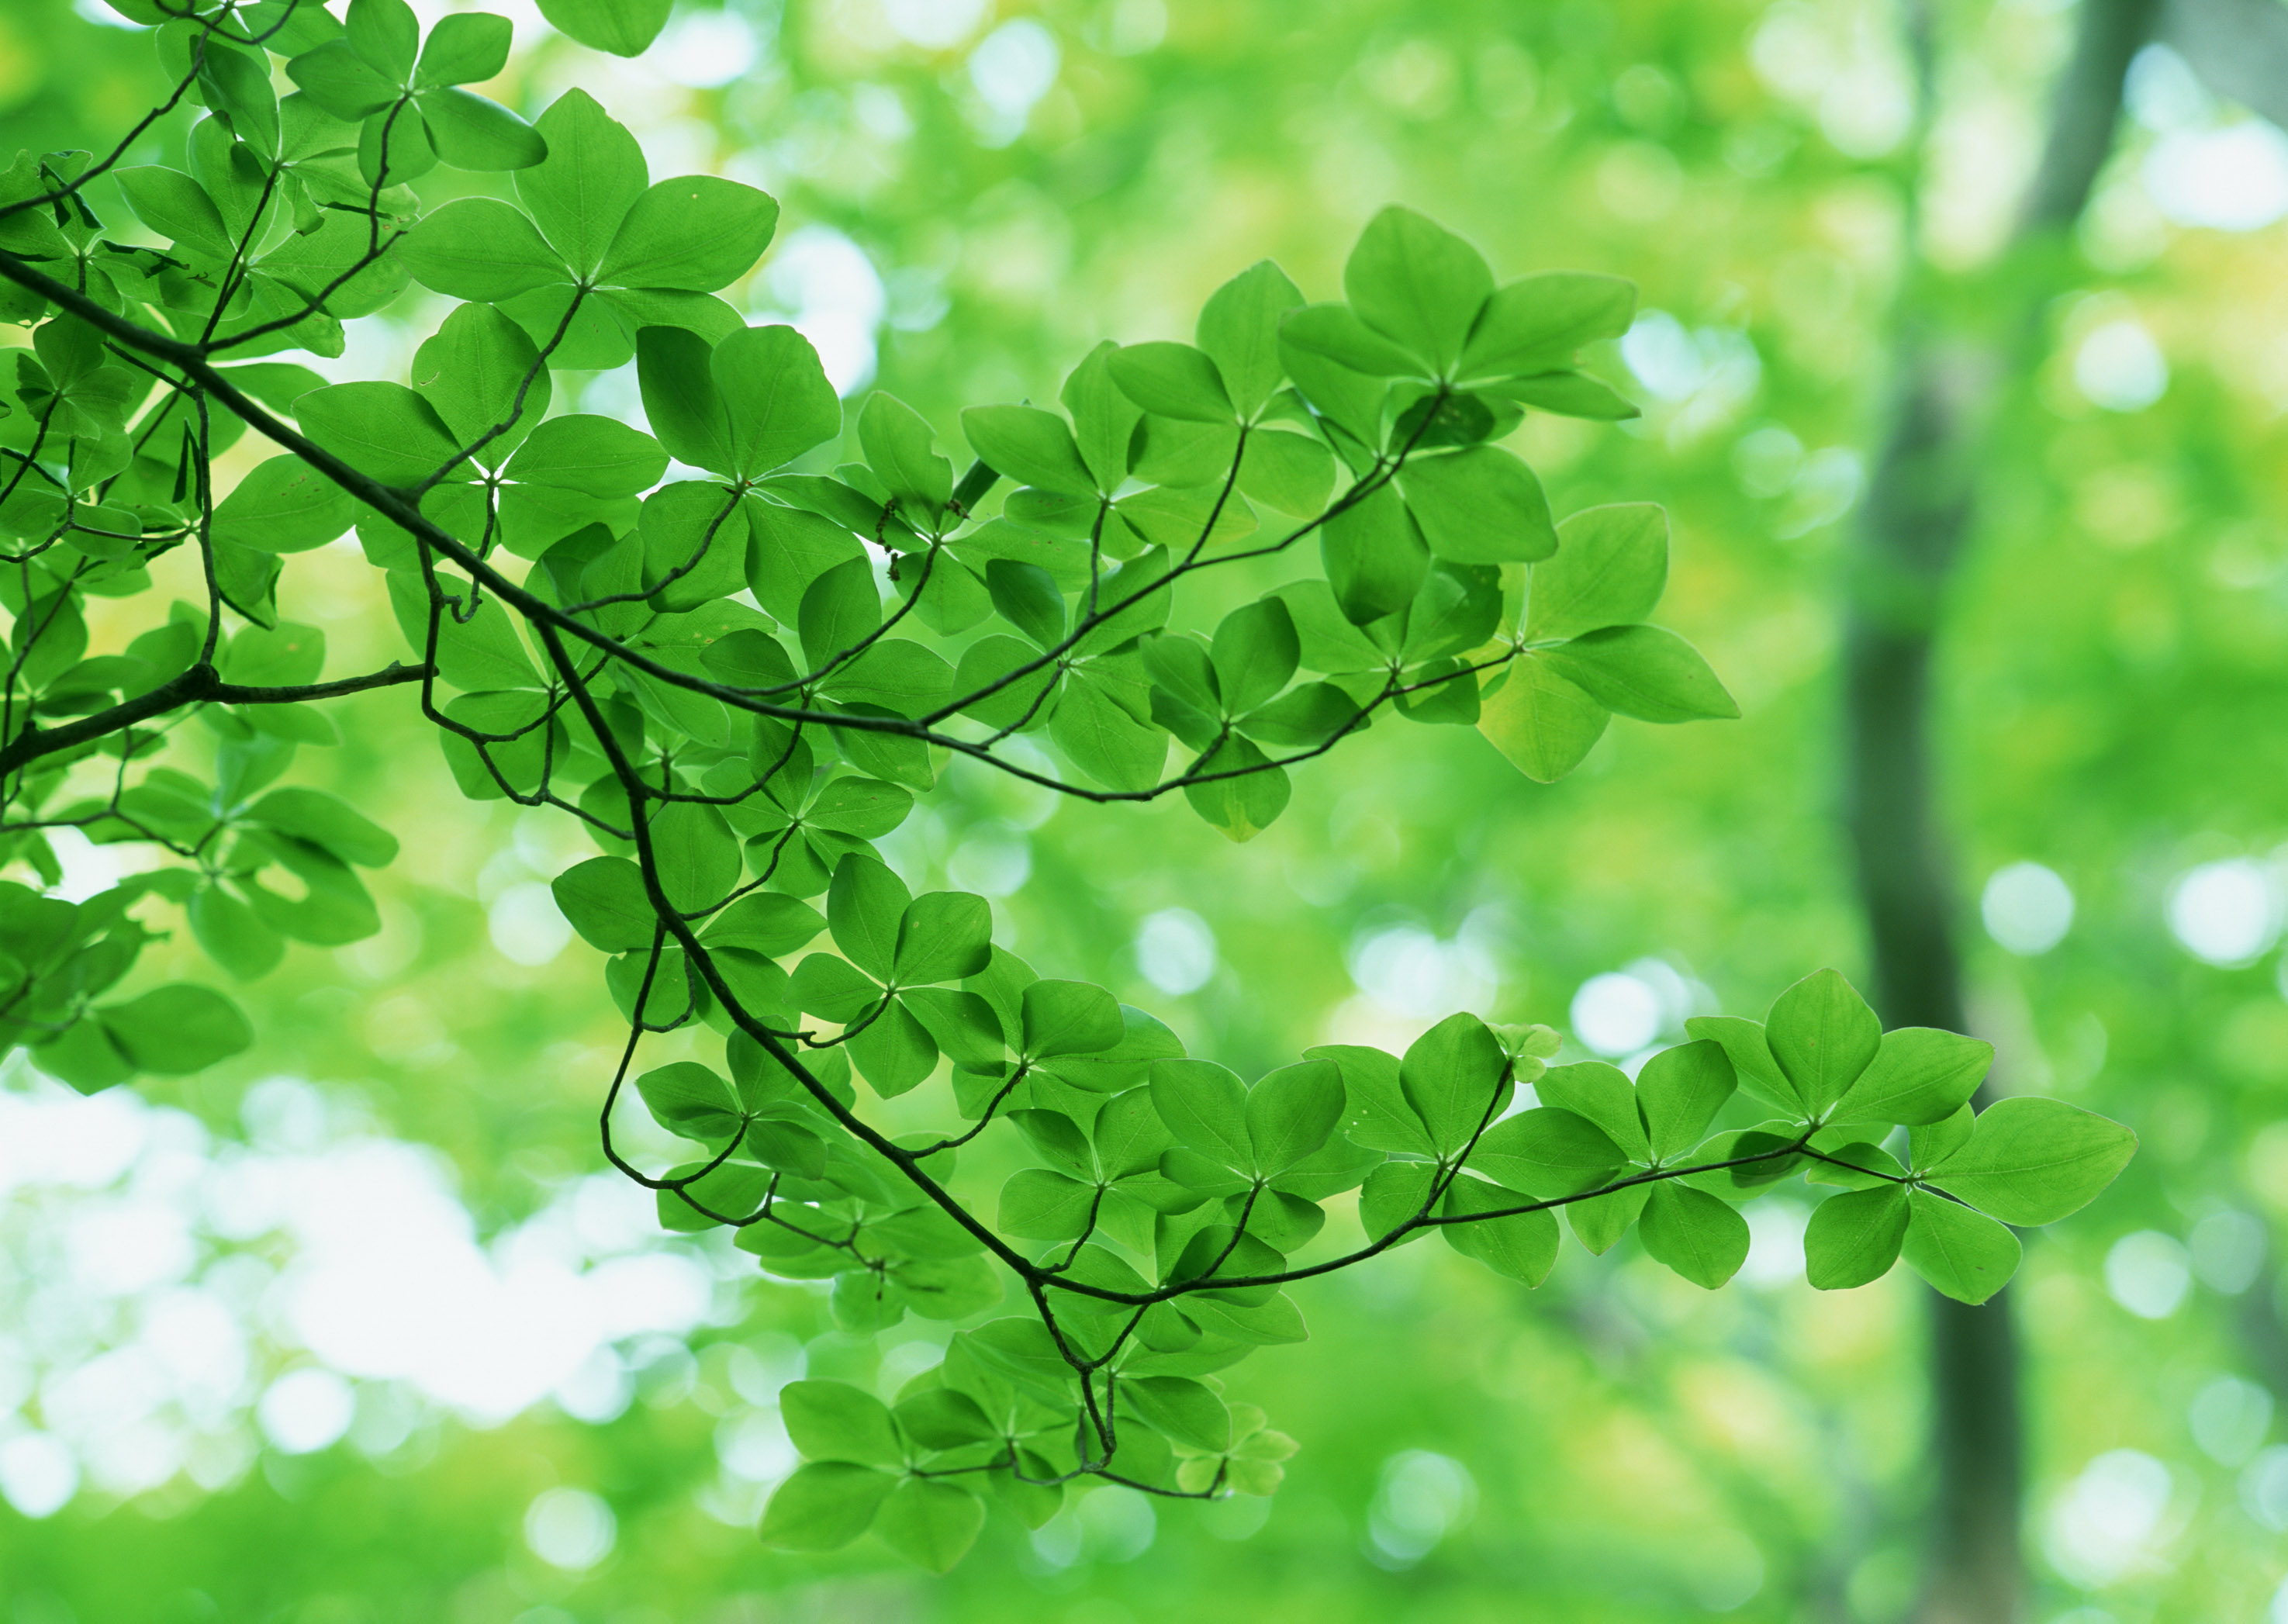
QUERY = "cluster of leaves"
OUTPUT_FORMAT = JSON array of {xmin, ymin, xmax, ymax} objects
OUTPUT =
[{"xmin": 0, "ymin": 0, "xmax": 2134, "ymax": 1575}]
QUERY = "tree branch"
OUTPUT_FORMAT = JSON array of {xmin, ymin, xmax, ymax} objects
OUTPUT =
[{"xmin": 0, "ymin": 660, "xmax": 429, "ymax": 778}]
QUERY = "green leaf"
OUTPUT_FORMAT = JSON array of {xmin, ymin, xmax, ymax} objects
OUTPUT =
[
  {"xmin": 1357, "ymin": 1159, "xmax": 1437, "ymax": 1242},
  {"xmin": 1637, "ymin": 1182, "xmax": 1751, "ymax": 1288},
  {"xmin": 997, "ymin": 1168, "xmax": 1094, "ymax": 1239},
  {"xmin": 1527, "ymin": 504, "xmax": 1668, "ymax": 641},
  {"xmin": 637, "ymin": 323, "xmax": 733, "ymax": 473},
  {"xmin": 959, "ymin": 405, "xmax": 1098, "ymax": 499},
  {"xmin": 417, "ymin": 87, "xmax": 547, "ymax": 171},
  {"xmin": 1210, "ymin": 598, "xmax": 1300, "ymax": 716},
  {"xmin": 636, "ymin": 1059, "xmax": 740, "ymax": 1141},
  {"xmin": 242, "ymin": 788, "xmax": 397, "ymax": 866},
  {"xmin": 519, "ymin": 88, "xmax": 648, "ymax": 276},
  {"xmin": 189, "ymin": 885, "xmax": 285, "ymax": 981},
  {"xmin": 1322, "ymin": 483, "xmax": 1429, "ymax": 626},
  {"xmin": 1804, "ymin": 1184, "xmax": 1910, "ymax": 1290},
  {"xmin": 98, "ymin": 983, "xmax": 253, "ymax": 1074},
  {"xmin": 799, "ymin": 558, "xmax": 883, "ymax": 669},
  {"xmin": 551, "ymin": 857, "xmax": 655, "ymax": 951},
  {"xmin": 1059, "ymin": 340, "xmax": 1142, "ymax": 494},
  {"xmin": 1926, "ymin": 1097, "xmax": 2138, "ymax": 1225},
  {"xmin": 1125, "ymin": 1374, "xmax": 1231, "ymax": 1452},
  {"xmin": 211, "ymin": 456, "xmax": 354, "ymax": 554},
  {"xmin": 875, "ymin": 1478, "xmax": 985, "ymax": 1574},
  {"xmin": 347, "ymin": 0, "xmax": 420, "ymax": 78},
  {"xmin": 199, "ymin": 43, "xmax": 281, "ymax": 160},
  {"xmin": 894, "ymin": 891, "xmax": 994, "ymax": 985},
  {"xmin": 1151, "ymin": 1058, "xmax": 1253, "ymax": 1173},
  {"xmin": 1634, "ymin": 1039, "xmax": 1735, "ymax": 1162},
  {"xmin": 648, "ymin": 800, "xmax": 740, "ymax": 914},
  {"xmin": 399, "ymin": 197, "xmax": 567, "ymax": 303},
  {"xmin": 1900, "ymin": 1188, "xmax": 2020, "ymax": 1305},
  {"xmin": 1181, "ymin": 734, "xmax": 1291, "ymax": 845},
  {"xmin": 859, "ymin": 392, "xmax": 954, "ymax": 526},
  {"xmin": 639, "ymin": 480, "xmax": 746, "ymax": 612},
  {"xmin": 1023, "ymin": 979, "xmax": 1123, "ymax": 1059},
  {"xmin": 790, "ymin": 953, "xmax": 883, "ymax": 1023},
  {"xmin": 1763, "ymin": 969, "xmax": 1882, "ymax": 1119},
  {"xmin": 1474, "ymin": 656, "xmax": 1609, "ymax": 783},
  {"xmin": 1538, "ymin": 624, "xmax": 1738, "ymax": 724},
  {"xmin": 414, "ymin": 12, "xmax": 512, "ymax": 85},
  {"xmin": 1483, "ymin": 370, "xmax": 1640, "ymax": 420},
  {"xmin": 1050, "ymin": 671, "xmax": 1165, "ymax": 793},
  {"xmin": 1401, "ymin": 447, "xmax": 1557, "ymax": 565},
  {"xmin": 1244, "ymin": 1060, "xmax": 1343, "ymax": 1177},
  {"xmin": 715, "ymin": 324, "xmax": 842, "ymax": 479},
  {"xmin": 1398, "ymin": 1011, "xmax": 1509, "ymax": 1157},
  {"xmin": 537, "ymin": 0, "xmax": 672, "ymax": 57},
  {"xmin": 987, "ymin": 560, "xmax": 1066, "ymax": 651},
  {"xmin": 1109, "ymin": 342, "xmax": 1234, "ymax": 423},
  {"xmin": 781, "ymin": 1379, "xmax": 904, "ymax": 1467},
  {"xmin": 599, "ymin": 175, "xmax": 779, "ymax": 292},
  {"xmin": 1829, "ymin": 1027, "xmax": 1996, "ymax": 1128},
  {"xmin": 1197, "ymin": 259, "xmax": 1304, "ymax": 419},
  {"xmin": 1469, "ymin": 1107, "xmax": 1625, "ymax": 1198},
  {"xmin": 1440, "ymin": 1174, "xmax": 1559, "ymax": 1284},
  {"xmin": 759, "ymin": 1461, "xmax": 897, "ymax": 1553},
  {"xmin": 1536, "ymin": 1062, "xmax": 1650, "ymax": 1162},
  {"xmin": 114, "ymin": 166, "xmax": 232, "ymax": 261},
  {"xmin": 1234, "ymin": 428, "xmax": 1337, "ymax": 516},
  {"xmin": 1681, "ymin": 1014, "xmax": 1798, "ymax": 1113},
  {"xmin": 412, "ymin": 300, "xmax": 550, "ymax": 455},
  {"xmin": 297, "ymin": 382, "xmax": 461, "ymax": 486},
  {"xmin": 1343, "ymin": 206, "xmax": 1495, "ymax": 375},
  {"xmin": 285, "ymin": 41, "xmax": 399, "ymax": 122},
  {"xmin": 505, "ymin": 413, "xmax": 666, "ymax": 497},
  {"xmin": 1911, "ymin": 1104, "xmax": 1975, "ymax": 1169},
  {"xmin": 700, "ymin": 890, "xmax": 824, "ymax": 956},
  {"xmin": 1460, "ymin": 271, "xmax": 1637, "ymax": 379},
  {"xmin": 828, "ymin": 853, "xmax": 911, "ymax": 981}
]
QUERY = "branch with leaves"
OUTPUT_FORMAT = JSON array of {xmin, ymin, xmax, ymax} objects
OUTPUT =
[{"xmin": 0, "ymin": 0, "xmax": 2135, "ymax": 1575}]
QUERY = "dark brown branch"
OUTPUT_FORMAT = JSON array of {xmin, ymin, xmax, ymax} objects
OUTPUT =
[{"xmin": 0, "ymin": 660, "xmax": 429, "ymax": 778}]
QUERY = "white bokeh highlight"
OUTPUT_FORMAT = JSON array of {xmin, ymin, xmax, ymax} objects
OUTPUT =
[
  {"xmin": 1981, "ymin": 862, "xmax": 2075, "ymax": 955},
  {"xmin": 2166, "ymin": 859, "xmax": 2281, "ymax": 965},
  {"xmin": 1135, "ymin": 909, "xmax": 1218, "ymax": 996}
]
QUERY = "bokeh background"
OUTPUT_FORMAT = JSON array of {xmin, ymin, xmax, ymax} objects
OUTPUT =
[{"xmin": 2, "ymin": 0, "xmax": 2284, "ymax": 1619}]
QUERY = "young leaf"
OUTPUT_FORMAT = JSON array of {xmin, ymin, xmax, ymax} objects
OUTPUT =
[
  {"xmin": 1637, "ymin": 1182, "xmax": 1751, "ymax": 1288},
  {"xmin": 828, "ymin": 853, "xmax": 911, "ymax": 981},
  {"xmin": 519, "ymin": 88, "xmax": 648, "ymax": 275},
  {"xmin": 1804, "ymin": 1184, "xmax": 1910, "ymax": 1290},
  {"xmin": 551, "ymin": 856, "xmax": 655, "ymax": 951},
  {"xmin": 97, "ymin": 984, "xmax": 253, "ymax": 1074},
  {"xmin": 1196, "ymin": 259, "xmax": 1304, "ymax": 419},
  {"xmin": 1150, "ymin": 1058, "xmax": 1253, "ymax": 1174},
  {"xmin": 959, "ymin": 405, "xmax": 1098, "ymax": 499},
  {"xmin": 1182, "ymin": 735, "xmax": 1290, "ymax": 844},
  {"xmin": 715, "ymin": 324, "xmax": 842, "ymax": 478},
  {"xmin": 1460, "ymin": 271, "xmax": 1637, "ymax": 380},
  {"xmin": 1108, "ymin": 342, "xmax": 1235, "ymax": 423},
  {"xmin": 1343, "ymin": 206, "xmax": 1495, "ymax": 375},
  {"xmin": 1398, "ymin": 1011, "xmax": 1510, "ymax": 1157},
  {"xmin": 1827, "ymin": 1027, "xmax": 1996, "ymax": 1128},
  {"xmin": 1401, "ymin": 447, "xmax": 1557, "ymax": 565},
  {"xmin": 1537, "ymin": 625, "xmax": 1738, "ymax": 724},
  {"xmin": 1900, "ymin": 1189, "xmax": 2021, "ymax": 1305},
  {"xmin": 1924, "ymin": 1097, "xmax": 2138, "ymax": 1225},
  {"xmin": 1440, "ymin": 1174, "xmax": 1560, "ymax": 1284},
  {"xmin": 1021, "ymin": 980, "xmax": 1124, "ymax": 1058},
  {"xmin": 1468, "ymin": 1107, "xmax": 1625, "ymax": 1197},
  {"xmin": 1526, "ymin": 504, "xmax": 1668, "ymax": 640},
  {"xmin": 1536, "ymin": 1062, "xmax": 1650, "ymax": 1162},
  {"xmin": 893, "ymin": 891, "xmax": 994, "ymax": 986},
  {"xmin": 758, "ymin": 1461, "xmax": 897, "ymax": 1552},
  {"xmin": 1763, "ymin": 969, "xmax": 1882, "ymax": 1119},
  {"xmin": 537, "ymin": 0, "xmax": 673, "ymax": 57},
  {"xmin": 781, "ymin": 1379, "xmax": 904, "ymax": 1467},
  {"xmin": 1210, "ymin": 598, "xmax": 1300, "ymax": 717},
  {"xmin": 874, "ymin": 1479, "xmax": 985, "ymax": 1574},
  {"xmin": 1244, "ymin": 1060, "xmax": 1343, "ymax": 1177},
  {"xmin": 1634, "ymin": 1038, "xmax": 1736, "ymax": 1162},
  {"xmin": 1474, "ymin": 657, "xmax": 1609, "ymax": 784},
  {"xmin": 1322, "ymin": 483, "xmax": 1429, "ymax": 626},
  {"xmin": 600, "ymin": 176, "xmax": 779, "ymax": 293}
]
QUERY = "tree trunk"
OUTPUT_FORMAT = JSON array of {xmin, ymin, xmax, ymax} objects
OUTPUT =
[{"xmin": 1844, "ymin": 3, "xmax": 2153, "ymax": 1621}]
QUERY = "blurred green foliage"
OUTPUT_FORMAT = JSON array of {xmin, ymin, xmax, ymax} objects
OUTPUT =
[{"xmin": 0, "ymin": 0, "xmax": 2276, "ymax": 1620}]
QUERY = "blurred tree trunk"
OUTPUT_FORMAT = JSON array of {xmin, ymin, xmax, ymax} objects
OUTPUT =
[{"xmin": 1846, "ymin": 2, "xmax": 2153, "ymax": 1621}]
